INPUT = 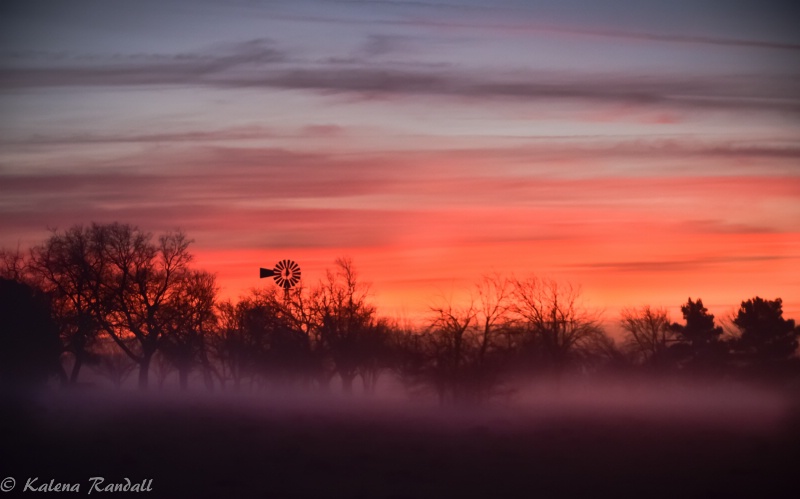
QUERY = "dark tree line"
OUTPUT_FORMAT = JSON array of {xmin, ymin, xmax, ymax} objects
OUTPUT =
[
  {"xmin": 2, "ymin": 224, "xmax": 211, "ymax": 389},
  {"xmin": 1, "ymin": 223, "xmax": 798, "ymax": 399},
  {"xmin": 620, "ymin": 297, "xmax": 799, "ymax": 377}
]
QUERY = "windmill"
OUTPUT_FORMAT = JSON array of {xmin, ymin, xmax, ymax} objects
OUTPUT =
[{"xmin": 259, "ymin": 259, "xmax": 301, "ymax": 302}]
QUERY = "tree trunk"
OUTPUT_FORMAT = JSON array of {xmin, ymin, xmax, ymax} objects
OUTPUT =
[
  {"xmin": 361, "ymin": 369, "xmax": 378, "ymax": 394},
  {"xmin": 69, "ymin": 354, "xmax": 83, "ymax": 384},
  {"xmin": 57, "ymin": 363, "xmax": 69, "ymax": 387},
  {"xmin": 138, "ymin": 350, "xmax": 153, "ymax": 390}
]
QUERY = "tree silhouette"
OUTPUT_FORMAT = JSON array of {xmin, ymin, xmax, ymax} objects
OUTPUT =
[
  {"xmin": 28, "ymin": 226, "xmax": 106, "ymax": 383},
  {"xmin": 0, "ymin": 246, "xmax": 27, "ymax": 282},
  {"xmin": 248, "ymin": 289, "xmax": 311, "ymax": 385},
  {"xmin": 355, "ymin": 317, "xmax": 392, "ymax": 394},
  {"xmin": 670, "ymin": 298, "xmax": 726, "ymax": 371},
  {"xmin": 732, "ymin": 297, "xmax": 799, "ymax": 365},
  {"xmin": 512, "ymin": 277, "xmax": 606, "ymax": 375},
  {"xmin": 427, "ymin": 296, "xmax": 477, "ymax": 403},
  {"xmin": 472, "ymin": 273, "xmax": 516, "ymax": 396},
  {"xmin": 620, "ymin": 306, "xmax": 676, "ymax": 368},
  {"xmin": 94, "ymin": 223, "xmax": 195, "ymax": 389},
  {"xmin": 392, "ymin": 323, "xmax": 434, "ymax": 398},
  {"xmin": 410, "ymin": 274, "xmax": 514, "ymax": 403},
  {"xmin": 0, "ymin": 278, "xmax": 64, "ymax": 387},
  {"xmin": 213, "ymin": 288, "xmax": 313, "ymax": 391},
  {"xmin": 674, "ymin": 298, "xmax": 723, "ymax": 346},
  {"xmin": 212, "ymin": 300, "xmax": 250, "ymax": 390},
  {"xmin": 9, "ymin": 224, "xmax": 800, "ymax": 395},
  {"xmin": 209, "ymin": 259, "xmax": 390, "ymax": 393},
  {"xmin": 314, "ymin": 257, "xmax": 382, "ymax": 393},
  {"xmin": 159, "ymin": 270, "xmax": 219, "ymax": 390},
  {"xmin": 284, "ymin": 283, "xmax": 331, "ymax": 390}
]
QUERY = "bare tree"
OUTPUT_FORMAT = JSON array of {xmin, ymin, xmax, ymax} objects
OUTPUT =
[
  {"xmin": 313, "ymin": 257, "xmax": 382, "ymax": 394},
  {"xmin": 95, "ymin": 223, "xmax": 195, "ymax": 389},
  {"xmin": 0, "ymin": 245, "xmax": 27, "ymax": 282},
  {"xmin": 427, "ymin": 295, "xmax": 477, "ymax": 403},
  {"xmin": 254, "ymin": 288, "xmax": 313, "ymax": 386},
  {"xmin": 212, "ymin": 300, "xmax": 249, "ymax": 390},
  {"xmin": 619, "ymin": 306, "xmax": 675, "ymax": 367},
  {"xmin": 356, "ymin": 317, "xmax": 391, "ymax": 394},
  {"xmin": 475, "ymin": 273, "xmax": 514, "ymax": 365},
  {"xmin": 391, "ymin": 322, "xmax": 431, "ymax": 397},
  {"xmin": 511, "ymin": 276, "xmax": 606, "ymax": 374},
  {"xmin": 211, "ymin": 288, "xmax": 313, "ymax": 391},
  {"xmin": 28, "ymin": 226, "xmax": 107, "ymax": 383},
  {"xmin": 160, "ymin": 270, "xmax": 219, "ymax": 391}
]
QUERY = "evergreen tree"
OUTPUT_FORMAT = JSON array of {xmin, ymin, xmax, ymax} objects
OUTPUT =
[{"xmin": 733, "ymin": 297, "xmax": 798, "ymax": 364}]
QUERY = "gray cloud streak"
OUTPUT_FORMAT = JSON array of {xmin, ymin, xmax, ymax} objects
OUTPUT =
[
  {"xmin": 1, "ymin": 39, "xmax": 798, "ymax": 114},
  {"xmin": 263, "ymin": 7, "xmax": 800, "ymax": 52},
  {"xmin": 568, "ymin": 255, "xmax": 796, "ymax": 273}
]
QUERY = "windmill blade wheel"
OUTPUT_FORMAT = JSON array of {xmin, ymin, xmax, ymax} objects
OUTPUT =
[{"xmin": 273, "ymin": 259, "xmax": 301, "ymax": 289}]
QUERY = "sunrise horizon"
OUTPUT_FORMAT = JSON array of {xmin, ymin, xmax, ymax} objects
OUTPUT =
[{"xmin": 2, "ymin": 0, "xmax": 799, "ymax": 334}]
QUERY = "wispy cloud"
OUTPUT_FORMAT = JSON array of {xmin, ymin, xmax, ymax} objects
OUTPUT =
[
  {"xmin": 3, "ymin": 141, "xmax": 798, "ymax": 246},
  {"xmin": 4, "ymin": 138, "xmax": 800, "ymax": 183},
  {"xmin": 0, "ymin": 126, "xmax": 277, "ymax": 146},
  {"xmin": 567, "ymin": 255, "xmax": 796, "ymax": 273},
  {"xmin": 357, "ymin": 34, "xmax": 419, "ymax": 57},
  {"xmin": 2, "ymin": 39, "xmax": 798, "ymax": 115},
  {"xmin": 263, "ymin": 4, "xmax": 800, "ymax": 51},
  {"xmin": 0, "ymin": 38, "xmax": 288, "ymax": 87},
  {"xmin": 2, "ymin": 0, "xmax": 799, "ymax": 316}
]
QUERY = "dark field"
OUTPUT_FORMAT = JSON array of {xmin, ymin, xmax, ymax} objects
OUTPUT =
[{"xmin": 4, "ymin": 381, "xmax": 800, "ymax": 499}]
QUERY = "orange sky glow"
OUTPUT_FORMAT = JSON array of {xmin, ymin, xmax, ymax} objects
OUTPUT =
[{"xmin": 1, "ymin": 0, "xmax": 799, "ymax": 326}]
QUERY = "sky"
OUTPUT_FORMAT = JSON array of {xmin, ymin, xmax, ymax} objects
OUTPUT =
[{"xmin": 1, "ymin": 0, "xmax": 799, "ymax": 324}]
